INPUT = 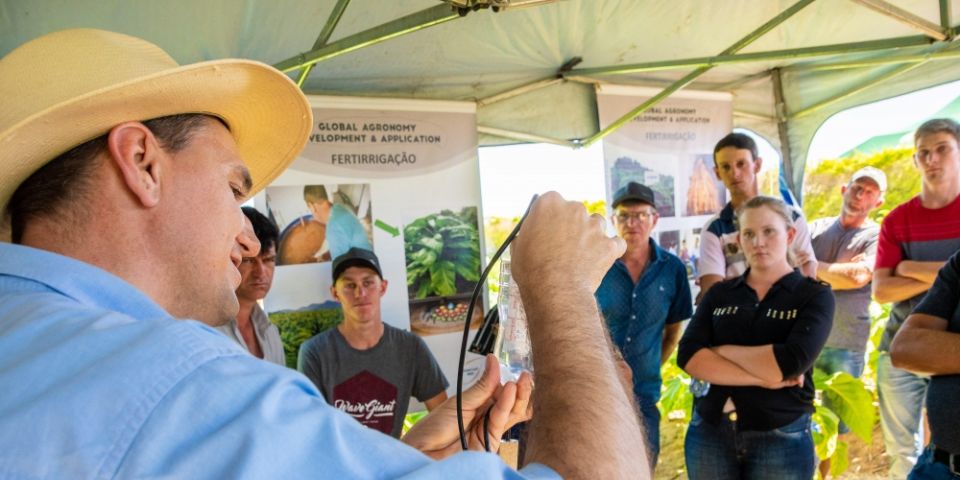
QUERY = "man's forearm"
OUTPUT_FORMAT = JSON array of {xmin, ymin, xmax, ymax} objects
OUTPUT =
[
  {"xmin": 873, "ymin": 274, "xmax": 931, "ymax": 304},
  {"xmin": 682, "ymin": 348, "xmax": 764, "ymax": 386},
  {"xmin": 817, "ymin": 261, "xmax": 872, "ymax": 290},
  {"xmin": 890, "ymin": 314, "xmax": 960, "ymax": 375},
  {"xmin": 712, "ymin": 344, "xmax": 783, "ymax": 382},
  {"xmin": 523, "ymin": 290, "xmax": 648, "ymax": 479},
  {"xmin": 896, "ymin": 260, "xmax": 943, "ymax": 285}
]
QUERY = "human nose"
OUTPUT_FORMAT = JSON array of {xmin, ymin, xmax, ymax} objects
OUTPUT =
[{"xmin": 237, "ymin": 218, "xmax": 260, "ymax": 258}]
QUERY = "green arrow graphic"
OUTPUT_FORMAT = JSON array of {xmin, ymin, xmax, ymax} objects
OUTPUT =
[{"xmin": 375, "ymin": 219, "xmax": 400, "ymax": 237}]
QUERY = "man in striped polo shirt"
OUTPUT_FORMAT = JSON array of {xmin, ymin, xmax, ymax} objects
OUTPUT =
[
  {"xmin": 697, "ymin": 133, "xmax": 817, "ymax": 297},
  {"xmin": 873, "ymin": 118, "xmax": 960, "ymax": 479}
]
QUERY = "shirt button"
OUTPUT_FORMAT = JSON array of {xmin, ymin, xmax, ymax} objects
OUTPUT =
[
  {"xmin": 632, "ymin": 293, "xmax": 636, "ymax": 299},
  {"xmin": 631, "ymin": 315, "xmax": 636, "ymax": 319},
  {"xmin": 627, "ymin": 337, "xmax": 632, "ymax": 342}
]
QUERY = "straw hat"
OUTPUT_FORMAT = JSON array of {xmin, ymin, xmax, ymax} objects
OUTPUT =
[{"xmin": 0, "ymin": 28, "xmax": 312, "ymax": 224}]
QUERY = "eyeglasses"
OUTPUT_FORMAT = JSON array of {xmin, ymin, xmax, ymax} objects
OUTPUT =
[{"xmin": 615, "ymin": 211, "xmax": 656, "ymax": 223}]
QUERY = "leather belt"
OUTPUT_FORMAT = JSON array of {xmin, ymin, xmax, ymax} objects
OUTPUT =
[{"xmin": 933, "ymin": 446, "xmax": 960, "ymax": 475}]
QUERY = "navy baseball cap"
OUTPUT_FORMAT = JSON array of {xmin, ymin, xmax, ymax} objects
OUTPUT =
[
  {"xmin": 331, "ymin": 247, "xmax": 383, "ymax": 282},
  {"xmin": 612, "ymin": 182, "xmax": 656, "ymax": 209}
]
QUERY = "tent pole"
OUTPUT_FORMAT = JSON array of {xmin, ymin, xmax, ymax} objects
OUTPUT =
[
  {"xmin": 566, "ymin": 35, "xmax": 931, "ymax": 77},
  {"xmin": 941, "ymin": 0, "xmax": 953, "ymax": 32},
  {"xmin": 477, "ymin": 126, "xmax": 578, "ymax": 148},
  {"xmin": 477, "ymin": 78, "xmax": 565, "ymax": 106},
  {"xmin": 296, "ymin": 0, "xmax": 352, "ymax": 87},
  {"xmin": 849, "ymin": 0, "xmax": 948, "ymax": 41},
  {"xmin": 713, "ymin": 70, "xmax": 771, "ymax": 91},
  {"xmin": 771, "ymin": 68, "xmax": 799, "ymax": 201},
  {"xmin": 579, "ymin": 0, "xmax": 818, "ymax": 148},
  {"xmin": 786, "ymin": 46, "xmax": 960, "ymax": 71},
  {"xmin": 274, "ymin": 5, "xmax": 460, "ymax": 73},
  {"xmin": 790, "ymin": 61, "xmax": 929, "ymax": 119}
]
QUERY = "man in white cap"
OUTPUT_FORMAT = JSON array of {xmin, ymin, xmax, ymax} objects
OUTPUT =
[
  {"xmin": 806, "ymin": 166, "xmax": 886, "ymax": 477},
  {"xmin": 0, "ymin": 29, "xmax": 648, "ymax": 478}
]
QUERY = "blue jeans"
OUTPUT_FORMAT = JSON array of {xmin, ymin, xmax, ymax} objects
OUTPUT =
[
  {"xmin": 815, "ymin": 346, "xmax": 866, "ymax": 434},
  {"xmin": 684, "ymin": 410, "xmax": 815, "ymax": 480},
  {"xmin": 908, "ymin": 447, "xmax": 960, "ymax": 479},
  {"xmin": 878, "ymin": 352, "xmax": 930, "ymax": 479},
  {"xmin": 639, "ymin": 400, "xmax": 660, "ymax": 470}
]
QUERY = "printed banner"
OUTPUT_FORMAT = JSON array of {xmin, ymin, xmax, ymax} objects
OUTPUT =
[
  {"xmin": 254, "ymin": 96, "xmax": 487, "ymax": 406},
  {"xmin": 297, "ymin": 96, "xmax": 478, "ymax": 178},
  {"xmin": 597, "ymin": 85, "xmax": 733, "ymax": 285}
]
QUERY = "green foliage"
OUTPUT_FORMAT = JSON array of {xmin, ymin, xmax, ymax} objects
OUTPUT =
[
  {"xmin": 269, "ymin": 308, "xmax": 342, "ymax": 368},
  {"xmin": 658, "ymin": 355, "xmax": 693, "ymax": 420},
  {"xmin": 803, "ymin": 147, "xmax": 919, "ymax": 223},
  {"xmin": 814, "ymin": 369, "xmax": 875, "ymax": 443},
  {"xmin": 404, "ymin": 207, "xmax": 481, "ymax": 299},
  {"xmin": 813, "ymin": 406, "xmax": 840, "ymax": 461}
]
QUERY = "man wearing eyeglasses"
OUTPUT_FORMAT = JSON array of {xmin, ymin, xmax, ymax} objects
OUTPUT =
[
  {"xmin": 595, "ymin": 181, "xmax": 693, "ymax": 471},
  {"xmin": 873, "ymin": 118, "xmax": 960, "ymax": 479}
]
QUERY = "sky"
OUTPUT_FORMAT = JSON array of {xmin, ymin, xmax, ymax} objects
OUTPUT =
[{"xmin": 480, "ymin": 79, "xmax": 960, "ymax": 219}]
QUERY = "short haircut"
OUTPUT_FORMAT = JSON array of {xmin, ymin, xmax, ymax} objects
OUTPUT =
[
  {"xmin": 7, "ymin": 113, "xmax": 219, "ymax": 244},
  {"xmin": 302, "ymin": 185, "xmax": 329, "ymax": 205},
  {"xmin": 242, "ymin": 206, "xmax": 279, "ymax": 253},
  {"xmin": 713, "ymin": 132, "xmax": 759, "ymax": 161},
  {"xmin": 914, "ymin": 118, "xmax": 960, "ymax": 145}
]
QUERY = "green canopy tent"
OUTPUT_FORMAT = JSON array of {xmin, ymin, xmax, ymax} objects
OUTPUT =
[{"xmin": 4, "ymin": 0, "xmax": 960, "ymax": 201}]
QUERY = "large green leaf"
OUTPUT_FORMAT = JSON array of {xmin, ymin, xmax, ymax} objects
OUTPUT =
[
  {"xmin": 429, "ymin": 263, "xmax": 457, "ymax": 296},
  {"xmin": 830, "ymin": 439, "xmax": 850, "ymax": 477},
  {"xmin": 820, "ymin": 371, "xmax": 874, "ymax": 442},
  {"xmin": 813, "ymin": 406, "xmax": 839, "ymax": 461}
]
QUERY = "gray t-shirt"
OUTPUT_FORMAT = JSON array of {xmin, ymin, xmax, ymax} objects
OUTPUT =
[
  {"xmin": 297, "ymin": 323, "xmax": 448, "ymax": 438},
  {"xmin": 810, "ymin": 216, "xmax": 879, "ymax": 353}
]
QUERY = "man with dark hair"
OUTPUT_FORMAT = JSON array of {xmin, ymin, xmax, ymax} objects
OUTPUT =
[
  {"xmin": 216, "ymin": 206, "xmax": 285, "ymax": 365},
  {"xmin": 0, "ymin": 29, "xmax": 650, "ymax": 478},
  {"xmin": 698, "ymin": 132, "xmax": 817, "ymax": 296},
  {"xmin": 595, "ymin": 182, "xmax": 693, "ymax": 470},
  {"xmin": 873, "ymin": 117, "xmax": 960, "ymax": 478},
  {"xmin": 299, "ymin": 247, "xmax": 449, "ymax": 439}
]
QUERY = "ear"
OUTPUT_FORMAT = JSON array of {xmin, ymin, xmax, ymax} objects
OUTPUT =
[
  {"xmin": 379, "ymin": 278, "xmax": 389, "ymax": 295},
  {"xmin": 713, "ymin": 164, "xmax": 721, "ymax": 180},
  {"xmin": 786, "ymin": 226, "xmax": 797, "ymax": 244},
  {"xmin": 650, "ymin": 213, "xmax": 659, "ymax": 230},
  {"xmin": 753, "ymin": 156, "xmax": 763, "ymax": 173},
  {"xmin": 330, "ymin": 284, "xmax": 340, "ymax": 301},
  {"xmin": 840, "ymin": 184, "xmax": 848, "ymax": 195},
  {"xmin": 106, "ymin": 122, "xmax": 163, "ymax": 208}
]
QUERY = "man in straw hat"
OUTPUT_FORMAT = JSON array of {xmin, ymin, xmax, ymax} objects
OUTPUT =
[{"xmin": 0, "ymin": 29, "xmax": 649, "ymax": 478}]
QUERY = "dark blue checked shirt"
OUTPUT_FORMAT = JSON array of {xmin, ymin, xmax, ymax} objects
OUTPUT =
[{"xmin": 596, "ymin": 239, "xmax": 693, "ymax": 406}]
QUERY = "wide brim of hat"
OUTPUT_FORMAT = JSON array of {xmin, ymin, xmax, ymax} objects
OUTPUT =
[{"xmin": 0, "ymin": 58, "xmax": 312, "ymax": 222}]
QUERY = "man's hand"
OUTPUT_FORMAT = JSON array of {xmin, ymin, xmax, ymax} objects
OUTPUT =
[
  {"xmin": 402, "ymin": 355, "xmax": 533, "ymax": 460},
  {"xmin": 511, "ymin": 192, "xmax": 625, "ymax": 298}
]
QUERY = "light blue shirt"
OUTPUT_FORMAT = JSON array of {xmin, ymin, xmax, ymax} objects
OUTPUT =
[
  {"xmin": 328, "ymin": 203, "xmax": 372, "ymax": 259},
  {"xmin": 0, "ymin": 242, "xmax": 555, "ymax": 479}
]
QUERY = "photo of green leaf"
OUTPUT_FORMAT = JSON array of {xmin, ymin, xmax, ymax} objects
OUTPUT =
[{"xmin": 403, "ymin": 207, "xmax": 481, "ymax": 300}]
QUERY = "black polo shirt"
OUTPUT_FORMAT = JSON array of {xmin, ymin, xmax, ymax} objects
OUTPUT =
[
  {"xmin": 912, "ymin": 250, "xmax": 960, "ymax": 454},
  {"xmin": 677, "ymin": 269, "xmax": 834, "ymax": 431}
]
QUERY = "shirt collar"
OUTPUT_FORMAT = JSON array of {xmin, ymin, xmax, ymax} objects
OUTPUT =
[
  {"xmin": 0, "ymin": 242, "xmax": 171, "ymax": 320},
  {"xmin": 732, "ymin": 268, "xmax": 804, "ymax": 292}
]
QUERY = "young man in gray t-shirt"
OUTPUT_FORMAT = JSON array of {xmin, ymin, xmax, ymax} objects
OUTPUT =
[{"xmin": 298, "ymin": 248, "xmax": 448, "ymax": 438}]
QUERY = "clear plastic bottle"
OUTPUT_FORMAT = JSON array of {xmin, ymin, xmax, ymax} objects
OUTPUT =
[{"xmin": 494, "ymin": 259, "xmax": 533, "ymax": 382}]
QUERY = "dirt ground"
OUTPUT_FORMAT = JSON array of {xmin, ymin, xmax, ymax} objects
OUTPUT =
[{"xmin": 654, "ymin": 418, "xmax": 889, "ymax": 480}]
